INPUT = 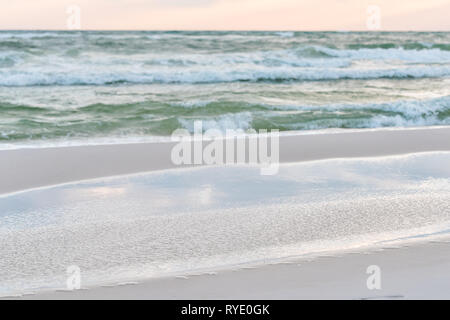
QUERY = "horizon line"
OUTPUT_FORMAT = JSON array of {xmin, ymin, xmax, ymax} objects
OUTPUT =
[{"xmin": 1, "ymin": 29, "xmax": 450, "ymax": 32}]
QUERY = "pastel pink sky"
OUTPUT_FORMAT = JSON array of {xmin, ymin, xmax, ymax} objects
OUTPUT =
[{"xmin": 2, "ymin": 0, "xmax": 450, "ymax": 30}]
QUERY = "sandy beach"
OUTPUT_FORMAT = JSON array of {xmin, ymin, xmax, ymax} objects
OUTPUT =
[
  {"xmin": 20, "ymin": 239, "xmax": 450, "ymax": 300},
  {"xmin": 1, "ymin": 127, "xmax": 449, "ymax": 195},
  {"xmin": 1, "ymin": 127, "xmax": 450, "ymax": 299}
]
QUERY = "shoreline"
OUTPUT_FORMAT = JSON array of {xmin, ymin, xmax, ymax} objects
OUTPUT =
[
  {"xmin": 14, "ymin": 236, "xmax": 450, "ymax": 300},
  {"xmin": 1, "ymin": 126, "xmax": 449, "ymax": 195}
]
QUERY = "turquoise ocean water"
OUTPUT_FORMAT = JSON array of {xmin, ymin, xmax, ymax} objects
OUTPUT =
[{"xmin": 1, "ymin": 31, "xmax": 450, "ymax": 148}]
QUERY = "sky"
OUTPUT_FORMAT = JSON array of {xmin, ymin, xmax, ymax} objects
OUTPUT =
[{"xmin": 1, "ymin": 0, "xmax": 450, "ymax": 30}]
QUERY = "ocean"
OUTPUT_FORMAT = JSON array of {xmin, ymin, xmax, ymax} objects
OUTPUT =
[{"xmin": 1, "ymin": 31, "xmax": 450, "ymax": 148}]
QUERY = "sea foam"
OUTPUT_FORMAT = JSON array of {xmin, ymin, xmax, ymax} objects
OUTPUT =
[{"xmin": 1, "ymin": 152, "xmax": 450, "ymax": 296}]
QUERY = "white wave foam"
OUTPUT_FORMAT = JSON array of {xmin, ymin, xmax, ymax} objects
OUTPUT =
[
  {"xmin": 1, "ymin": 65, "xmax": 450, "ymax": 86},
  {"xmin": 316, "ymin": 46, "xmax": 450, "ymax": 63},
  {"xmin": 275, "ymin": 31, "xmax": 295, "ymax": 38},
  {"xmin": 177, "ymin": 112, "xmax": 253, "ymax": 133},
  {"xmin": 354, "ymin": 114, "xmax": 450, "ymax": 129},
  {"xmin": 0, "ymin": 32, "xmax": 65, "ymax": 39},
  {"xmin": 142, "ymin": 51, "xmax": 352, "ymax": 68},
  {"xmin": 271, "ymin": 95, "xmax": 450, "ymax": 116}
]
